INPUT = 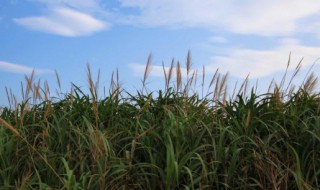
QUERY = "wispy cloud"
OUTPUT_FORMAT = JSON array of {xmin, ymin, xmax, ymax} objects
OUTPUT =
[
  {"xmin": 34, "ymin": 0, "xmax": 104, "ymax": 13},
  {"xmin": 118, "ymin": 0, "xmax": 320, "ymax": 36},
  {"xmin": 128, "ymin": 38, "xmax": 320, "ymax": 80},
  {"xmin": 0, "ymin": 61, "xmax": 52, "ymax": 74},
  {"xmin": 14, "ymin": 7, "xmax": 108, "ymax": 37},
  {"xmin": 209, "ymin": 36, "xmax": 228, "ymax": 44},
  {"xmin": 207, "ymin": 39, "xmax": 320, "ymax": 78},
  {"xmin": 129, "ymin": 63, "xmax": 192, "ymax": 78}
]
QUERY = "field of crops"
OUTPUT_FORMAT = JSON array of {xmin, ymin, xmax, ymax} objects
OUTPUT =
[{"xmin": 1, "ymin": 54, "xmax": 320, "ymax": 189}]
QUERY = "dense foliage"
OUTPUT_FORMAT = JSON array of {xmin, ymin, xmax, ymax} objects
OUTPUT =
[{"xmin": 1, "ymin": 56, "xmax": 320, "ymax": 189}]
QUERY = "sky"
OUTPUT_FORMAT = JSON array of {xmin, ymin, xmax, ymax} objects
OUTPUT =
[{"xmin": 1, "ymin": 0, "xmax": 320, "ymax": 106}]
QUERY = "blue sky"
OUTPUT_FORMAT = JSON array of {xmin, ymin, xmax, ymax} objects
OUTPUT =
[{"xmin": 1, "ymin": 0, "xmax": 320, "ymax": 105}]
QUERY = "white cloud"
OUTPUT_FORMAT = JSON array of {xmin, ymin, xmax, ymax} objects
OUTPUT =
[
  {"xmin": 14, "ymin": 7, "xmax": 107, "ymax": 37},
  {"xmin": 118, "ymin": 0, "xmax": 320, "ymax": 36},
  {"xmin": 209, "ymin": 36, "xmax": 228, "ymax": 44},
  {"xmin": 129, "ymin": 63, "xmax": 193, "ymax": 78},
  {"xmin": 128, "ymin": 38, "xmax": 320, "ymax": 80},
  {"xmin": 207, "ymin": 40, "xmax": 320, "ymax": 78},
  {"xmin": 0, "ymin": 61, "xmax": 52, "ymax": 75},
  {"xmin": 34, "ymin": 0, "xmax": 103, "ymax": 13}
]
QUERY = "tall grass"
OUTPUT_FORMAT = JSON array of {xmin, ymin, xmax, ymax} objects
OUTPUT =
[{"xmin": 1, "ymin": 53, "xmax": 320, "ymax": 189}]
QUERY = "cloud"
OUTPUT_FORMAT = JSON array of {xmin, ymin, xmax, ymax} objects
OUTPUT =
[
  {"xmin": 207, "ymin": 39, "xmax": 320, "ymax": 78},
  {"xmin": 14, "ymin": 7, "xmax": 107, "ymax": 37},
  {"xmin": 34, "ymin": 0, "xmax": 104, "ymax": 13},
  {"xmin": 118, "ymin": 0, "xmax": 320, "ymax": 36},
  {"xmin": 209, "ymin": 36, "xmax": 228, "ymax": 44},
  {"xmin": 129, "ymin": 63, "xmax": 193, "ymax": 78},
  {"xmin": 0, "ymin": 61, "xmax": 53, "ymax": 74},
  {"xmin": 128, "ymin": 38, "xmax": 320, "ymax": 80}
]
